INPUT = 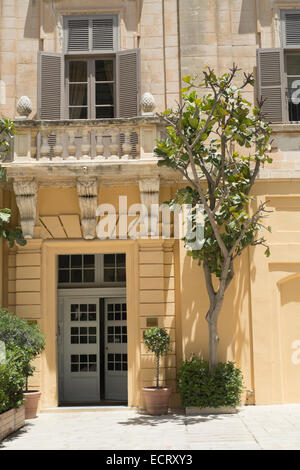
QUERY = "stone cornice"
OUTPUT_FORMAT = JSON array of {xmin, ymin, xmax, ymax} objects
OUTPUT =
[{"xmin": 3, "ymin": 164, "xmax": 182, "ymax": 188}]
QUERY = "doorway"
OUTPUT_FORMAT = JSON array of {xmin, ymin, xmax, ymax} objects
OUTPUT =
[
  {"xmin": 57, "ymin": 253, "xmax": 127, "ymax": 405},
  {"xmin": 58, "ymin": 292, "xmax": 127, "ymax": 404}
]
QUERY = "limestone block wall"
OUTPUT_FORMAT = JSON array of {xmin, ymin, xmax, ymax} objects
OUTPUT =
[
  {"xmin": 0, "ymin": 0, "xmax": 180, "ymax": 118},
  {"xmin": 0, "ymin": 0, "xmax": 40, "ymax": 118}
]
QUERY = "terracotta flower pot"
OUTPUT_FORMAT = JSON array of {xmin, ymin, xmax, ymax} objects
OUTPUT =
[
  {"xmin": 24, "ymin": 391, "xmax": 41, "ymax": 419},
  {"xmin": 142, "ymin": 387, "xmax": 171, "ymax": 415}
]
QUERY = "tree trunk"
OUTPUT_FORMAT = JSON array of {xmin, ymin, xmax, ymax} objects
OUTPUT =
[
  {"xmin": 207, "ymin": 316, "xmax": 219, "ymax": 372},
  {"xmin": 156, "ymin": 354, "xmax": 160, "ymax": 388},
  {"xmin": 204, "ymin": 260, "xmax": 234, "ymax": 372}
]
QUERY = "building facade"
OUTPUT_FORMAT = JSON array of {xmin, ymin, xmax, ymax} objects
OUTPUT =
[{"xmin": 0, "ymin": 0, "xmax": 300, "ymax": 409}]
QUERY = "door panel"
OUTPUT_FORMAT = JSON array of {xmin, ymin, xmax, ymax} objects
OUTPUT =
[
  {"xmin": 105, "ymin": 298, "xmax": 128, "ymax": 401},
  {"xmin": 62, "ymin": 298, "xmax": 100, "ymax": 403}
]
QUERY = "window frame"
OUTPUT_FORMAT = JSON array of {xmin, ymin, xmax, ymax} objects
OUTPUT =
[
  {"xmin": 280, "ymin": 10, "xmax": 300, "ymax": 122},
  {"xmin": 280, "ymin": 9, "xmax": 300, "ymax": 49},
  {"xmin": 65, "ymin": 56, "xmax": 116, "ymax": 119},
  {"xmin": 58, "ymin": 253, "xmax": 126, "ymax": 288}
]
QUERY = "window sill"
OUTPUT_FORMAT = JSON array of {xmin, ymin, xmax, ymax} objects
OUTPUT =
[{"xmin": 271, "ymin": 123, "xmax": 300, "ymax": 133}]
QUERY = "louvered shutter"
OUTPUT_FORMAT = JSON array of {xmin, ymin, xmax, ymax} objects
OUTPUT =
[
  {"xmin": 38, "ymin": 52, "xmax": 63, "ymax": 120},
  {"xmin": 282, "ymin": 11, "xmax": 300, "ymax": 47},
  {"xmin": 64, "ymin": 15, "xmax": 117, "ymax": 53},
  {"xmin": 257, "ymin": 49, "xmax": 286, "ymax": 123},
  {"xmin": 92, "ymin": 18, "xmax": 114, "ymax": 50},
  {"xmin": 68, "ymin": 19, "xmax": 89, "ymax": 52},
  {"xmin": 116, "ymin": 49, "xmax": 140, "ymax": 118}
]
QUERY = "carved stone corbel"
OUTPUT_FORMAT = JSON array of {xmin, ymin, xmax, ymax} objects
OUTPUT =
[
  {"xmin": 77, "ymin": 178, "xmax": 98, "ymax": 239},
  {"xmin": 139, "ymin": 177, "xmax": 160, "ymax": 236},
  {"xmin": 13, "ymin": 179, "xmax": 38, "ymax": 239}
]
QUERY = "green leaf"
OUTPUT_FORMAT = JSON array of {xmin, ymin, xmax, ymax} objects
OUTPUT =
[{"xmin": 265, "ymin": 247, "xmax": 271, "ymax": 257}]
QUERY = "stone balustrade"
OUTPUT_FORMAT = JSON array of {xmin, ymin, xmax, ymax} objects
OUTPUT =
[{"xmin": 10, "ymin": 117, "xmax": 164, "ymax": 163}]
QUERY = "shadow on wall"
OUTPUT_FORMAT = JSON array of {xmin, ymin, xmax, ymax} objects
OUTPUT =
[
  {"xmin": 24, "ymin": 0, "xmax": 43, "ymax": 39},
  {"xmin": 239, "ymin": 0, "xmax": 272, "ymax": 34},
  {"xmin": 24, "ymin": 0, "xmax": 145, "ymax": 38},
  {"xmin": 180, "ymin": 246, "xmax": 251, "ymax": 373}
]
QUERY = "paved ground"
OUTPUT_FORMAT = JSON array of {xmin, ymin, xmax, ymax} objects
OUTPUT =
[{"xmin": 1, "ymin": 405, "xmax": 300, "ymax": 450}]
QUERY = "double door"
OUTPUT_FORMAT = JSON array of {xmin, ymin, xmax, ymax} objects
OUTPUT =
[{"xmin": 58, "ymin": 295, "xmax": 127, "ymax": 403}]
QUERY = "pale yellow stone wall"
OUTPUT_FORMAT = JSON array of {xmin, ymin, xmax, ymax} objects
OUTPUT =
[{"xmin": 2, "ymin": 176, "xmax": 300, "ymax": 407}]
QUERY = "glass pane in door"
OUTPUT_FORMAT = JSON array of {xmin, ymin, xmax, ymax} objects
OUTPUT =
[
  {"xmin": 95, "ymin": 59, "xmax": 114, "ymax": 118},
  {"xmin": 68, "ymin": 60, "xmax": 88, "ymax": 119},
  {"xmin": 105, "ymin": 299, "xmax": 127, "ymax": 401}
]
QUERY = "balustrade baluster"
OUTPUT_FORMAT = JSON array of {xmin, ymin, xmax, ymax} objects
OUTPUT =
[
  {"xmin": 108, "ymin": 129, "xmax": 120, "ymax": 160},
  {"xmin": 53, "ymin": 131, "xmax": 63, "ymax": 161},
  {"xmin": 67, "ymin": 130, "xmax": 77, "ymax": 160},
  {"xmin": 40, "ymin": 131, "xmax": 50, "ymax": 161},
  {"xmin": 81, "ymin": 130, "xmax": 91, "ymax": 160},
  {"xmin": 121, "ymin": 129, "xmax": 132, "ymax": 160},
  {"xmin": 95, "ymin": 129, "xmax": 105, "ymax": 160}
]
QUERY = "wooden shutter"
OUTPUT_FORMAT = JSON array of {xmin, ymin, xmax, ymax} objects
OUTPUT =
[
  {"xmin": 92, "ymin": 18, "xmax": 115, "ymax": 51},
  {"xmin": 64, "ymin": 16, "xmax": 117, "ymax": 53},
  {"xmin": 116, "ymin": 49, "xmax": 140, "ymax": 118},
  {"xmin": 67, "ymin": 19, "xmax": 89, "ymax": 52},
  {"xmin": 257, "ymin": 48, "xmax": 285, "ymax": 123},
  {"xmin": 282, "ymin": 11, "xmax": 300, "ymax": 47},
  {"xmin": 38, "ymin": 52, "xmax": 63, "ymax": 120}
]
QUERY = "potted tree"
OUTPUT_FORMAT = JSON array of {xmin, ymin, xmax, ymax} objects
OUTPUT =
[
  {"xmin": 142, "ymin": 327, "xmax": 171, "ymax": 415},
  {"xmin": 0, "ymin": 310, "xmax": 45, "ymax": 419}
]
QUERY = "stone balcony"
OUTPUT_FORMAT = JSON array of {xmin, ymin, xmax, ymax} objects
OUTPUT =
[
  {"xmin": 3, "ymin": 116, "xmax": 178, "ymax": 186},
  {"xmin": 8, "ymin": 116, "xmax": 164, "ymax": 164}
]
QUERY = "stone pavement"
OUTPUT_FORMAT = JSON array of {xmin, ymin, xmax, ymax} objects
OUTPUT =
[{"xmin": 1, "ymin": 405, "xmax": 300, "ymax": 450}]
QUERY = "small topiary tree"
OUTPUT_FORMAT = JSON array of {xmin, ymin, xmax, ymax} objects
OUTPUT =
[
  {"xmin": 143, "ymin": 327, "xmax": 171, "ymax": 388},
  {"xmin": 0, "ymin": 309, "xmax": 45, "ymax": 392}
]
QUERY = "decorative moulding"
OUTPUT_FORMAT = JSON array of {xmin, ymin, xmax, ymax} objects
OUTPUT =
[
  {"xmin": 13, "ymin": 179, "xmax": 38, "ymax": 239},
  {"xmin": 77, "ymin": 178, "xmax": 98, "ymax": 239},
  {"xmin": 139, "ymin": 177, "xmax": 160, "ymax": 236}
]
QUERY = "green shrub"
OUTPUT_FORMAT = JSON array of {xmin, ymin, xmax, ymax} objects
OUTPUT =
[
  {"xmin": 0, "ymin": 309, "xmax": 45, "ymax": 391},
  {"xmin": 177, "ymin": 357, "xmax": 244, "ymax": 408},
  {"xmin": 0, "ymin": 345, "xmax": 26, "ymax": 414}
]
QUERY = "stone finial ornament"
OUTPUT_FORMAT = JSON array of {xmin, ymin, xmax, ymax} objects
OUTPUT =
[
  {"xmin": 16, "ymin": 96, "xmax": 32, "ymax": 119},
  {"xmin": 141, "ymin": 92, "xmax": 156, "ymax": 115}
]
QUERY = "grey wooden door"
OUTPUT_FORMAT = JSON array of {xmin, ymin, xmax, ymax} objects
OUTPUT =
[
  {"xmin": 104, "ymin": 298, "xmax": 128, "ymax": 401},
  {"xmin": 61, "ymin": 297, "xmax": 100, "ymax": 403}
]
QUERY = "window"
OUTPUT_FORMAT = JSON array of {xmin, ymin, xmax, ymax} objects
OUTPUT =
[
  {"xmin": 257, "ymin": 10, "xmax": 300, "ymax": 123},
  {"xmin": 103, "ymin": 254, "xmax": 126, "ymax": 283},
  {"xmin": 38, "ymin": 15, "xmax": 140, "ymax": 120},
  {"xmin": 58, "ymin": 254, "xmax": 95, "ymax": 284},
  {"xmin": 67, "ymin": 58, "xmax": 115, "ymax": 119},
  {"xmin": 58, "ymin": 253, "xmax": 126, "ymax": 287},
  {"xmin": 286, "ymin": 54, "xmax": 300, "ymax": 121}
]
